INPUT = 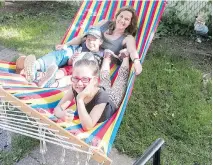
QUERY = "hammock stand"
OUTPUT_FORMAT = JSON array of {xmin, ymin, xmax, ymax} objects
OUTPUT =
[{"xmin": 0, "ymin": 1, "xmax": 167, "ymax": 164}]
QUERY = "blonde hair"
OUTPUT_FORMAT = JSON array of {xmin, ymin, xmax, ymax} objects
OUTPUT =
[{"xmin": 108, "ymin": 6, "xmax": 138, "ymax": 37}]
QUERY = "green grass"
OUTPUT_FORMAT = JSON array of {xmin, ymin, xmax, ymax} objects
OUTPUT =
[
  {"xmin": 0, "ymin": 135, "xmax": 39, "ymax": 165},
  {"xmin": 0, "ymin": 2, "xmax": 211, "ymax": 165},
  {"xmin": 115, "ymin": 50, "xmax": 211, "ymax": 164},
  {"xmin": 0, "ymin": 1, "xmax": 79, "ymax": 59}
]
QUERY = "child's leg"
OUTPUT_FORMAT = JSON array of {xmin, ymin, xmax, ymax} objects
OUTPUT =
[
  {"xmin": 24, "ymin": 50, "xmax": 68, "ymax": 82},
  {"xmin": 38, "ymin": 64, "xmax": 58, "ymax": 88},
  {"xmin": 55, "ymin": 66, "xmax": 73, "ymax": 79},
  {"xmin": 16, "ymin": 56, "xmax": 26, "ymax": 74},
  {"xmin": 100, "ymin": 57, "xmax": 111, "ymax": 92},
  {"xmin": 50, "ymin": 76, "xmax": 72, "ymax": 88},
  {"xmin": 109, "ymin": 57, "xmax": 129, "ymax": 109}
]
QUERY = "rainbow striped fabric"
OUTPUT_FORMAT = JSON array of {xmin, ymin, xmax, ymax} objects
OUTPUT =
[{"xmin": 0, "ymin": 1, "xmax": 166, "ymax": 155}]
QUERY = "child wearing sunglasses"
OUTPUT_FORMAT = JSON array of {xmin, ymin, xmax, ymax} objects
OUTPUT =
[{"xmin": 54, "ymin": 59, "xmax": 116, "ymax": 130}]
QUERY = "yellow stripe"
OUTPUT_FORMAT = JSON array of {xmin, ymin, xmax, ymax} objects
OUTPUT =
[
  {"xmin": 142, "ymin": 2, "xmax": 161, "ymax": 55},
  {"xmin": 102, "ymin": 98, "xmax": 126, "ymax": 147},
  {"xmin": 100, "ymin": 120, "xmax": 116, "ymax": 153},
  {"xmin": 105, "ymin": 1, "xmax": 113, "ymax": 20},
  {"xmin": 76, "ymin": 123, "xmax": 102, "ymax": 139},
  {"xmin": 0, "ymin": 63, "xmax": 16, "ymax": 69},
  {"xmin": 138, "ymin": 1, "xmax": 153, "ymax": 55},
  {"xmin": 69, "ymin": 104, "xmax": 76, "ymax": 111},
  {"xmin": 93, "ymin": 1, "xmax": 105, "ymax": 25},
  {"xmin": 22, "ymin": 92, "xmax": 63, "ymax": 104},
  {"xmin": 109, "ymin": 65, "xmax": 118, "ymax": 76},
  {"xmin": 79, "ymin": 1, "xmax": 97, "ymax": 35},
  {"xmin": 126, "ymin": 0, "xmax": 131, "ymax": 6},
  {"xmin": 134, "ymin": 0, "xmax": 138, "ymax": 9},
  {"xmin": 63, "ymin": 1, "xmax": 86, "ymax": 43}
]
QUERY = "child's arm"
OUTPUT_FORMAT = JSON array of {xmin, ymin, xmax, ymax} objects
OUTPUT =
[
  {"xmin": 76, "ymin": 97, "xmax": 106, "ymax": 131},
  {"xmin": 67, "ymin": 52, "xmax": 81, "ymax": 66},
  {"xmin": 67, "ymin": 58, "xmax": 73, "ymax": 66},
  {"xmin": 76, "ymin": 79, "xmax": 107, "ymax": 131},
  {"xmin": 54, "ymin": 87, "xmax": 74, "ymax": 118},
  {"xmin": 56, "ymin": 35, "xmax": 85, "ymax": 50}
]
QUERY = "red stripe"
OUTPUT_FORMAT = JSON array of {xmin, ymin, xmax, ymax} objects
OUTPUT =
[
  {"xmin": 61, "ymin": 2, "xmax": 84, "ymax": 44},
  {"xmin": 92, "ymin": 111, "xmax": 118, "ymax": 141},
  {"xmin": 102, "ymin": 1, "xmax": 111, "ymax": 20},
  {"xmin": 18, "ymin": 90, "xmax": 63, "ymax": 100},
  {"xmin": 154, "ymin": 2, "xmax": 166, "ymax": 32},
  {"xmin": 135, "ymin": 0, "xmax": 143, "ymax": 46},
  {"xmin": 136, "ymin": 1, "xmax": 149, "ymax": 49},
  {"xmin": 90, "ymin": 2, "xmax": 102, "ymax": 26},
  {"xmin": 111, "ymin": 68, "xmax": 119, "ymax": 85},
  {"xmin": 0, "ymin": 60, "xmax": 16, "ymax": 65},
  {"xmin": 122, "ymin": 1, "xmax": 127, "ymax": 6},
  {"xmin": 72, "ymin": 1, "xmax": 93, "ymax": 38},
  {"xmin": 131, "ymin": 0, "xmax": 135, "ymax": 7},
  {"xmin": 141, "ymin": 1, "xmax": 158, "ymax": 53},
  {"xmin": 111, "ymin": 1, "xmax": 118, "ymax": 18}
]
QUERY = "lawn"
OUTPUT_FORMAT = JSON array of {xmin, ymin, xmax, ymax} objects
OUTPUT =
[{"xmin": 0, "ymin": 2, "xmax": 211, "ymax": 165}]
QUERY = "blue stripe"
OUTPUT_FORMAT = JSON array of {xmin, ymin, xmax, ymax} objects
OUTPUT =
[
  {"xmin": 84, "ymin": 1, "xmax": 99, "ymax": 32},
  {"xmin": 67, "ymin": 1, "xmax": 90, "ymax": 42},
  {"xmin": 135, "ymin": 0, "xmax": 143, "ymax": 45},
  {"xmin": 110, "ymin": 65, "xmax": 120, "ymax": 81},
  {"xmin": 0, "ymin": 68, "xmax": 15, "ymax": 73},
  {"xmin": 141, "ymin": 1, "xmax": 164, "ymax": 63},
  {"xmin": 107, "ymin": 73, "xmax": 135, "ymax": 154},
  {"xmin": 65, "ymin": 124, "xmax": 82, "ymax": 130},
  {"xmin": 31, "ymin": 100, "xmax": 60, "ymax": 109},
  {"xmin": 14, "ymin": 88, "xmax": 59, "ymax": 97},
  {"xmin": 98, "ymin": 1, "xmax": 109, "ymax": 22},
  {"xmin": 140, "ymin": 1, "xmax": 155, "ymax": 59},
  {"xmin": 108, "ymin": 1, "xmax": 116, "ymax": 19},
  {"xmin": 85, "ymin": 121, "xmax": 106, "ymax": 143}
]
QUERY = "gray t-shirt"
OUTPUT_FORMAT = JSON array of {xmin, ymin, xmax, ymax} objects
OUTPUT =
[
  {"xmin": 73, "ymin": 87, "xmax": 116, "ymax": 123},
  {"xmin": 99, "ymin": 21, "xmax": 126, "ymax": 55}
]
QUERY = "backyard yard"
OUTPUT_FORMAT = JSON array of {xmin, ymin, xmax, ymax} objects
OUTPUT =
[{"xmin": 0, "ymin": 1, "xmax": 211, "ymax": 165}]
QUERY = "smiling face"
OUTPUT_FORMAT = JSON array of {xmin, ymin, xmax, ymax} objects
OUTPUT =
[
  {"xmin": 85, "ymin": 35, "xmax": 103, "ymax": 52},
  {"xmin": 71, "ymin": 66, "xmax": 94, "ymax": 93},
  {"xmin": 115, "ymin": 10, "xmax": 132, "ymax": 30}
]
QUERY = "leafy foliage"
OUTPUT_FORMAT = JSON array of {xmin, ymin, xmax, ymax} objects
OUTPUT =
[{"xmin": 157, "ymin": 7, "xmax": 194, "ymax": 37}]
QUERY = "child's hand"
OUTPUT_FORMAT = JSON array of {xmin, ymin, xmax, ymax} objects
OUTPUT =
[
  {"xmin": 71, "ymin": 52, "xmax": 80, "ymax": 62},
  {"xmin": 77, "ymin": 79, "xmax": 96, "ymax": 100},
  {"xmin": 64, "ymin": 110, "xmax": 75, "ymax": 122},
  {"xmin": 61, "ymin": 100, "xmax": 71, "ymax": 110},
  {"xmin": 54, "ymin": 100, "xmax": 71, "ymax": 118},
  {"xmin": 55, "ymin": 44, "xmax": 64, "ymax": 50},
  {"xmin": 118, "ymin": 48, "xmax": 129, "ymax": 60}
]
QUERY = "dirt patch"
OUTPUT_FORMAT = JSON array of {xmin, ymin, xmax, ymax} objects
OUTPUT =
[{"xmin": 149, "ymin": 36, "xmax": 212, "ymax": 76}]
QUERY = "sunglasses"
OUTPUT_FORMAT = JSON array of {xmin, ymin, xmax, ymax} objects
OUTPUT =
[{"xmin": 71, "ymin": 76, "xmax": 94, "ymax": 83}]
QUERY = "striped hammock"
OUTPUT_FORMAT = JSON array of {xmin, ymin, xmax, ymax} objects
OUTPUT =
[{"xmin": 0, "ymin": 1, "xmax": 166, "ymax": 164}]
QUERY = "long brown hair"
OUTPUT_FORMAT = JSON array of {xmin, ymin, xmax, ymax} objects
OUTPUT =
[{"xmin": 108, "ymin": 6, "xmax": 138, "ymax": 37}]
